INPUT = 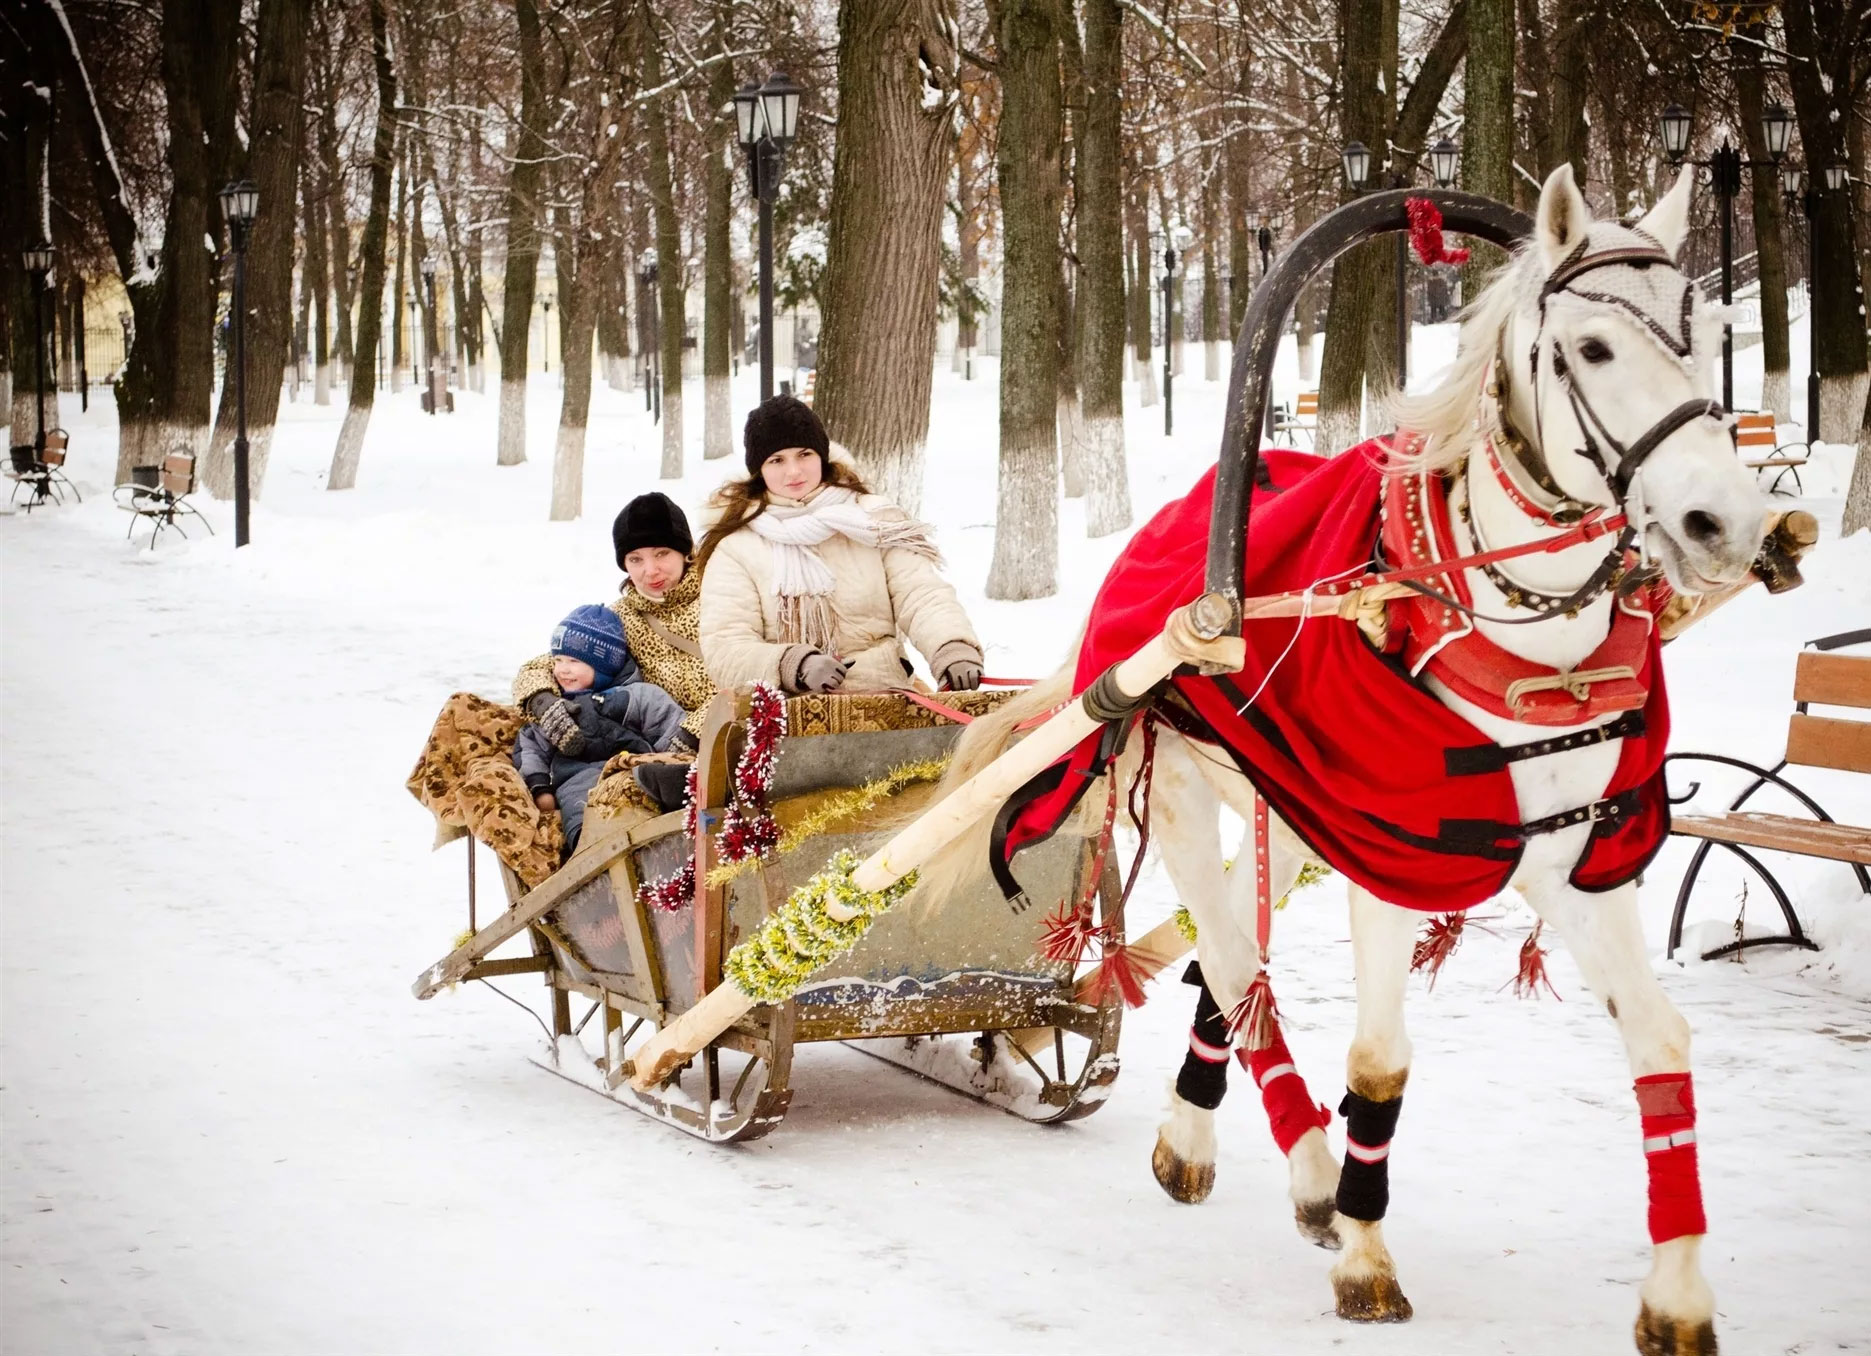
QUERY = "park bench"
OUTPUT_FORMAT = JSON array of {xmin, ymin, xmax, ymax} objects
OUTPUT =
[
  {"xmin": 6, "ymin": 429, "xmax": 80, "ymax": 510},
  {"xmin": 1664, "ymin": 627, "xmax": 1871, "ymax": 960},
  {"xmin": 1272, "ymin": 389, "xmax": 1319, "ymax": 447},
  {"xmin": 1735, "ymin": 411, "xmax": 1808, "ymax": 495},
  {"xmin": 113, "ymin": 449, "xmax": 214, "ymax": 548}
]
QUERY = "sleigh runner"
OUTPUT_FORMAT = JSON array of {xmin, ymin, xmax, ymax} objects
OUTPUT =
[{"xmin": 414, "ymin": 685, "xmax": 1125, "ymax": 1142}]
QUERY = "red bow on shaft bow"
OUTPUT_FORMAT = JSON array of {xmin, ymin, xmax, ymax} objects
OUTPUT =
[{"xmin": 1407, "ymin": 197, "xmax": 1470, "ymax": 267}]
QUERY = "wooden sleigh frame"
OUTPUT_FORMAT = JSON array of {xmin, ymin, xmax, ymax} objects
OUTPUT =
[{"xmin": 415, "ymin": 688, "xmax": 1126, "ymax": 1143}]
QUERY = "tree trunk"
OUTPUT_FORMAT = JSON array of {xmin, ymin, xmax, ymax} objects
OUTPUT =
[
  {"xmin": 304, "ymin": 151, "xmax": 333, "ymax": 404},
  {"xmin": 1317, "ymin": 0, "xmax": 1395, "ymax": 452},
  {"xmin": 1128, "ymin": 193, "xmax": 1157, "ymax": 406},
  {"xmin": 1844, "ymin": 378, "xmax": 1871, "ymax": 536},
  {"xmin": 550, "ymin": 268, "xmax": 600, "ymax": 521},
  {"xmin": 813, "ymin": 0, "xmax": 958, "ymax": 514},
  {"xmin": 4, "ymin": 79, "xmax": 53, "ymax": 446},
  {"xmin": 328, "ymin": 0, "xmax": 396, "ymax": 491},
  {"xmin": 495, "ymin": 0, "xmax": 546, "ymax": 463},
  {"xmin": 1734, "ymin": 39, "xmax": 1792, "ymax": 421},
  {"xmin": 1544, "ymin": 0, "xmax": 1588, "ymax": 185},
  {"xmin": 201, "ymin": 0, "xmax": 310, "ymax": 500},
  {"xmin": 1461, "ymin": 0, "xmax": 1516, "ymax": 295},
  {"xmin": 702, "ymin": 10, "xmax": 734, "ymax": 461},
  {"xmin": 389, "ymin": 135, "xmax": 409, "ymax": 390},
  {"xmin": 643, "ymin": 22, "xmax": 685, "ymax": 479},
  {"xmin": 1073, "ymin": 0, "xmax": 1130, "ymax": 534},
  {"xmin": 313, "ymin": 30, "xmax": 354, "ymax": 385},
  {"xmin": 1782, "ymin": 0, "xmax": 1869, "ymax": 439},
  {"xmin": 986, "ymin": 0, "xmax": 1062, "ymax": 601},
  {"xmin": 113, "ymin": 0, "xmax": 241, "ymax": 482}
]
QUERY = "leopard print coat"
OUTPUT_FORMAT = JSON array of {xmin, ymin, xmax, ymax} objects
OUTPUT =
[{"xmin": 512, "ymin": 569, "xmax": 715, "ymax": 736}]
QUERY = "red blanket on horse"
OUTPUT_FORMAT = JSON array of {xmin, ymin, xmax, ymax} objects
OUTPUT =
[{"xmin": 994, "ymin": 442, "xmax": 1671, "ymax": 912}]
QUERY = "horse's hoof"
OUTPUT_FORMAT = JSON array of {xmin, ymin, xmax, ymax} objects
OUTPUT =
[
  {"xmin": 1295, "ymin": 1198, "xmax": 1341, "ymax": 1250},
  {"xmin": 1333, "ymin": 1271, "xmax": 1413, "ymax": 1323},
  {"xmin": 1634, "ymin": 1304, "xmax": 1717, "ymax": 1356},
  {"xmin": 1151, "ymin": 1133, "xmax": 1215, "ymax": 1204}
]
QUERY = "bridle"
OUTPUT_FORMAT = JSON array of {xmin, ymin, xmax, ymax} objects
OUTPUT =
[{"xmin": 1443, "ymin": 237, "xmax": 1730, "ymax": 622}]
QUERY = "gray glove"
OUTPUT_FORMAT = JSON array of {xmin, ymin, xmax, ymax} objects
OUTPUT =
[
  {"xmin": 527, "ymin": 690, "xmax": 587, "ymax": 756},
  {"xmin": 796, "ymin": 652, "xmax": 853, "ymax": 693},
  {"xmin": 941, "ymin": 661, "xmax": 982, "ymax": 691}
]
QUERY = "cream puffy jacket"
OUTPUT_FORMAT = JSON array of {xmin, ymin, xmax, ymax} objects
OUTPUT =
[{"xmin": 699, "ymin": 491, "xmax": 983, "ymax": 693}]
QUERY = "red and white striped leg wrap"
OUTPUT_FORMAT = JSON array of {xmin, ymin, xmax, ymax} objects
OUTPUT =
[
  {"xmin": 1237, "ymin": 1025, "xmax": 1331, "ymax": 1155},
  {"xmin": 1636, "ymin": 1071, "xmax": 1707, "ymax": 1242}
]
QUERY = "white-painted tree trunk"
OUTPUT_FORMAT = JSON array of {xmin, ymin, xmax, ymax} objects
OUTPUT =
[
  {"xmin": 1298, "ymin": 334, "xmax": 1316, "ymax": 384},
  {"xmin": 314, "ymin": 362, "xmax": 331, "ymax": 405},
  {"xmin": 1819, "ymin": 371, "xmax": 1870, "ymax": 447},
  {"xmin": 1204, "ymin": 339, "xmax": 1220, "ymax": 382},
  {"xmin": 985, "ymin": 426, "xmax": 1059, "ymax": 600},
  {"xmin": 328, "ymin": 406, "xmax": 369, "ymax": 490},
  {"xmin": 1761, "ymin": 369, "xmax": 1790, "ymax": 424},
  {"xmin": 1842, "ymin": 382, "xmax": 1871, "ymax": 538},
  {"xmin": 1081, "ymin": 411, "xmax": 1131, "ymax": 538},
  {"xmin": 659, "ymin": 386, "xmax": 684, "ymax": 480},
  {"xmin": 863, "ymin": 437, "xmax": 927, "ymax": 518},
  {"xmin": 549, "ymin": 420, "xmax": 586, "ymax": 521},
  {"xmin": 1058, "ymin": 393, "xmax": 1086, "ymax": 499},
  {"xmin": 497, "ymin": 378, "xmax": 527, "ymax": 466},
  {"xmin": 389, "ymin": 365, "xmax": 404, "ymax": 394},
  {"xmin": 1138, "ymin": 353, "xmax": 1158, "ymax": 408},
  {"xmin": 703, "ymin": 373, "xmax": 732, "ymax": 460}
]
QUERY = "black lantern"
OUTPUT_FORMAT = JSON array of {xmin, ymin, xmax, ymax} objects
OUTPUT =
[
  {"xmin": 738, "ymin": 73, "xmax": 807, "ymax": 402},
  {"xmin": 1659, "ymin": 104, "xmax": 1692, "ymax": 164},
  {"xmin": 219, "ymin": 179, "xmax": 259, "ymax": 231},
  {"xmin": 1824, "ymin": 161, "xmax": 1848, "ymax": 193},
  {"xmin": 1341, "ymin": 140, "xmax": 1371, "ymax": 189},
  {"xmin": 1781, "ymin": 164, "xmax": 1805, "ymax": 199},
  {"xmin": 759, "ymin": 70, "xmax": 802, "ymax": 148},
  {"xmin": 732, "ymin": 81, "xmax": 763, "ymax": 147},
  {"xmin": 1430, "ymin": 137, "xmax": 1460, "ymax": 189},
  {"xmin": 219, "ymin": 182, "xmax": 258, "ymax": 546},
  {"xmin": 1761, "ymin": 103, "xmax": 1793, "ymax": 162},
  {"xmin": 23, "ymin": 242, "xmax": 53, "ymax": 274},
  {"xmin": 22, "ymin": 242, "xmax": 52, "ymax": 462}
]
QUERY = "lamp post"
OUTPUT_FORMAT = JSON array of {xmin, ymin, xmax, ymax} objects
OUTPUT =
[
  {"xmin": 540, "ymin": 294, "xmax": 553, "ymax": 375},
  {"xmin": 219, "ymin": 180, "xmax": 258, "ymax": 547},
  {"xmin": 420, "ymin": 256, "xmax": 444, "ymax": 414},
  {"xmin": 1340, "ymin": 136, "xmax": 1461, "ymax": 390},
  {"xmin": 1659, "ymin": 101, "xmax": 1792, "ymax": 410},
  {"xmin": 638, "ymin": 251, "xmax": 660, "ymax": 423},
  {"xmin": 1160, "ymin": 233, "xmax": 1189, "ymax": 437},
  {"xmin": 1784, "ymin": 161, "xmax": 1849, "ymax": 439},
  {"xmin": 22, "ymin": 242, "xmax": 52, "ymax": 456},
  {"xmin": 734, "ymin": 71, "xmax": 804, "ymax": 404}
]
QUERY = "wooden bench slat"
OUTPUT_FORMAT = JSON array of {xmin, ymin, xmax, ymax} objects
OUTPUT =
[
  {"xmin": 1794, "ymin": 651, "xmax": 1871, "ymax": 711},
  {"xmin": 1673, "ymin": 812, "xmax": 1871, "ymax": 865},
  {"xmin": 1786, "ymin": 712, "xmax": 1871, "ymax": 775}
]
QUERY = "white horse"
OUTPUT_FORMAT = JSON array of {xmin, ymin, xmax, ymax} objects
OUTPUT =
[{"xmin": 926, "ymin": 166, "xmax": 1764, "ymax": 1355}]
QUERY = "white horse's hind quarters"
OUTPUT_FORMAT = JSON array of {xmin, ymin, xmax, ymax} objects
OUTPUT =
[{"xmin": 928, "ymin": 165, "xmax": 1784, "ymax": 1356}]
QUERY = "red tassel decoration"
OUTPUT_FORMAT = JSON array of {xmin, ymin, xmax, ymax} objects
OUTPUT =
[
  {"xmin": 1410, "ymin": 911, "xmax": 1468, "ymax": 989},
  {"xmin": 1080, "ymin": 933, "xmax": 1150, "ymax": 1009},
  {"xmin": 1038, "ymin": 902, "xmax": 1099, "ymax": 966},
  {"xmin": 1224, "ymin": 973, "xmax": 1282, "ymax": 1052},
  {"xmin": 1510, "ymin": 920, "xmax": 1561, "ymax": 1000},
  {"xmin": 1407, "ymin": 197, "xmax": 1471, "ymax": 266}
]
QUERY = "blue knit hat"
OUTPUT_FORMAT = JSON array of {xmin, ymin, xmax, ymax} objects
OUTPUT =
[{"xmin": 552, "ymin": 604, "xmax": 630, "ymax": 687}]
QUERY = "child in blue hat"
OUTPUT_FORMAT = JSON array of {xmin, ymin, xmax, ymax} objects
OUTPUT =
[{"xmin": 513, "ymin": 604, "xmax": 685, "ymax": 851}]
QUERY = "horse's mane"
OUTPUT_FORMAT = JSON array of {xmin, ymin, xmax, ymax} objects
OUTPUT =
[{"xmin": 1388, "ymin": 246, "xmax": 1541, "ymax": 473}]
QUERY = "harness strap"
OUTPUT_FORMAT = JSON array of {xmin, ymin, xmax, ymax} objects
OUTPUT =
[{"xmin": 1443, "ymin": 709, "xmax": 1646, "ymax": 775}]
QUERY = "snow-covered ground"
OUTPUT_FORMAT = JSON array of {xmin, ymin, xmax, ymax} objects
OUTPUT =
[{"xmin": 4, "ymin": 329, "xmax": 1870, "ymax": 1355}]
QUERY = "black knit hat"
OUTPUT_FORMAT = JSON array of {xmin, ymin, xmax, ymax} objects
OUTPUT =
[
  {"xmin": 743, "ymin": 393, "xmax": 830, "ymax": 478},
  {"xmin": 612, "ymin": 492, "xmax": 694, "ymax": 567}
]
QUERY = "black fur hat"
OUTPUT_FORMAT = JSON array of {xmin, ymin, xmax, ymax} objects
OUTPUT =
[
  {"xmin": 743, "ymin": 393, "xmax": 830, "ymax": 477},
  {"xmin": 612, "ymin": 492, "xmax": 694, "ymax": 567}
]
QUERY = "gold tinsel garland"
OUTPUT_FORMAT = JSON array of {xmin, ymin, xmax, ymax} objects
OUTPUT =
[
  {"xmin": 703, "ymin": 757, "xmax": 951, "ymax": 888},
  {"xmin": 722, "ymin": 849, "xmax": 920, "ymax": 1003}
]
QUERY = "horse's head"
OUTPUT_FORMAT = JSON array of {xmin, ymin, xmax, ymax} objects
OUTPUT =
[{"xmin": 1494, "ymin": 165, "xmax": 1767, "ymax": 593}]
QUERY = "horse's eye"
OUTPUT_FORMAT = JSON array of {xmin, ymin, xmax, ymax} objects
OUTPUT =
[{"xmin": 1579, "ymin": 337, "xmax": 1613, "ymax": 364}]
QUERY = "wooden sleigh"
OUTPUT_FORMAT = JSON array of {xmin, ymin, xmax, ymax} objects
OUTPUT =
[{"xmin": 413, "ymin": 687, "xmax": 1125, "ymax": 1143}]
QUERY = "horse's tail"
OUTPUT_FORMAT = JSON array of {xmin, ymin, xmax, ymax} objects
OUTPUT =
[{"xmin": 908, "ymin": 643, "xmax": 1082, "ymax": 912}]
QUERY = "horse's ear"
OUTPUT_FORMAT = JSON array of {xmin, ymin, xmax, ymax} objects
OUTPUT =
[
  {"xmin": 1535, "ymin": 164, "xmax": 1590, "ymax": 270},
  {"xmin": 1634, "ymin": 166, "xmax": 1694, "ymax": 259}
]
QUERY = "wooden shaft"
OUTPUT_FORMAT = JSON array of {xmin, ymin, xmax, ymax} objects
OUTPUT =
[{"xmin": 629, "ymin": 614, "xmax": 1236, "ymax": 1091}]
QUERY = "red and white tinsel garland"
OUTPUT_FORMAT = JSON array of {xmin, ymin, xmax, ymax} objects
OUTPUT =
[{"xmin": 637, "ymin": 683, "xmax": 786, "ymax": 913}]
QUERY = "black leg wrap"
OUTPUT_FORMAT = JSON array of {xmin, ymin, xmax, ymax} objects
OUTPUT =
[
  {"xmin": 1335, "ymin": 1090, "xmax": 1404, "ymax": 1223},
  {"xmin": 1173, "ymin": 973, "xmax": 1233, "ymax": 1111}
]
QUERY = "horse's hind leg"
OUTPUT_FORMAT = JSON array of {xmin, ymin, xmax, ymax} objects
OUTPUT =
[
  {"xmin": 1329, "ymin": 885, "xmax": 1417, "ymax": 1323},
  {"xmin": 1527, "ymin": 881, "xmax": 1716, "ymax": 1356}
]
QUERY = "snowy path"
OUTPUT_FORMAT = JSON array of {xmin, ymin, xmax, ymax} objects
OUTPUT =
[{"xmin": 4, "ymin": 357, "xmax": 1869, "ymax": 1354}]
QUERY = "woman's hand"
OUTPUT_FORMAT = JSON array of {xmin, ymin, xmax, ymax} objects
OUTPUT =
[
  {"xmin": 940, "ymin": 660, "xmax": 982, "ymax": 691},
  {"xmin": 796, "ymin": 652, "xmax": 853, "ymax": 693},
  {"xmin": 527, "ymin": 691, "xmax": 587, "ymax": 756}
]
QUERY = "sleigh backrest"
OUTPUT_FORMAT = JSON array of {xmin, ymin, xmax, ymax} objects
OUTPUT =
[{"xmin": 1788, "ymin": 644, "xmax": 1871, "ymax": 775}]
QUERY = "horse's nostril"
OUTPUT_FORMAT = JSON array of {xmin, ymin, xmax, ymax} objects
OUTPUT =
[{"xmin": 1681, "ymin": 510, "xmax": 1723, "ymax": 547}]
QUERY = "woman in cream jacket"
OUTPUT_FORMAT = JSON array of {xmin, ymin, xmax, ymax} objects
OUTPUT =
[{"xmin": 696, "ymin": 394, "xmax": 983, "ymax": 695}]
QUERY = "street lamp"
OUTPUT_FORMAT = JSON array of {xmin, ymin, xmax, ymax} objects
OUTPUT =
[
  {"xmin": 540, "ymin": 294, "xmax": 553, "ymax": 376},
  {"xmin": 735, "ymin": 70, "xmax": 804, "ymax": 402},
  {"xmin": 219, "ymin": 180, "xmax": 258, "ymax": 547},
  {"xmin": 1342, "ymin": 134, "xmax": 1460, "ymax": 387},
  {"xmin": 419, "ymin": 256, "xmax": 443, "ymax": 415},
  {"xmin": 22, "ymin": 242, "xmax": 52, "ymax": 461},
  {"xmin": 1658, "ymin": 102, "xmax": 1791, "ymax": 408},
  {"xmin": 637, "ymin": 250, "xmax": 660, "ymax": 423},
  {"xmin": 1430, "ymin": 138, "xmax": 1460, "ymax": 190},
  {"xmin": 1161, "ymin": 228, "xmax": 1190, "ymax": 437}
]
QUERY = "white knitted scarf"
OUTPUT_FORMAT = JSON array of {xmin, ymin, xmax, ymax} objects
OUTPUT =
[{"xmin": 749, "ymin": 485, "xmax": 938, "ymax": 649}]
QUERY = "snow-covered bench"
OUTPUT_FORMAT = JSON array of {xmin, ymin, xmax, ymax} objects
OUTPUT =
[
  {"xmin": 1735, "ymin": 411, "xmax": 1808, "ymax": 496},
  {"xmin": 1271, "ymin": 390, "xmax": 1318, "ymax": 447},
  {"xmin": 1664, "ymin": 628, "xmax": 1871, "ymax": 960}
]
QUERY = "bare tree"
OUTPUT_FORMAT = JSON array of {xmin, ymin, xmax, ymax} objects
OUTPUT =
[
  {"xmin": 1073, "ymin": 0, "xmax": 1131, "ymax": 536},
  {"xmin": 702, "ymin": 3, "xmax": 736, "ymax": 460}
]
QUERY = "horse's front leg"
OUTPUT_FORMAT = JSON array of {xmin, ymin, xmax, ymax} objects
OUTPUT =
[
  {"xmin": 1330, "ymin": 884, "xmax": 1418, "ymax": 1322},
  {"xmin": 1526, "ymin": 880, "xmax": 1716, "ymax": 1356}
]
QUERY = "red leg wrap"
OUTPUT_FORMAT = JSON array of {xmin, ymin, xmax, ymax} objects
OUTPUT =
[
  {"xmin": 1636, "ymin": 1072, "xmax": 1707, "ymax": 1242},
  {"xmin": 1238, "ymin": 1027, "xmax": 1331, "ymax": 1156}
]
